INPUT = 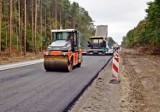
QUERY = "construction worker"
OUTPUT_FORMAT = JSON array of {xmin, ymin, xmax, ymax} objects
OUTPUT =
[
  {"xmin": 66, "ymin": 36, "xmax": 70, "ymax": 41},
  {"xmin": 102, "ymin": 39, "xmax": 106, "ymax": 53}
]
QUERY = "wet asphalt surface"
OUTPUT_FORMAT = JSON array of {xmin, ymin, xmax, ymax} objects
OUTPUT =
[{"xmin": 0, "ymin": 55, "xmax": 112, "ymax": 112}]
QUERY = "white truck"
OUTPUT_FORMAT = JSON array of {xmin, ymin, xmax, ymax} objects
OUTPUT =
[{"xmin": 95, "ymin": 25, "xmax": 108, "ymax": 38}]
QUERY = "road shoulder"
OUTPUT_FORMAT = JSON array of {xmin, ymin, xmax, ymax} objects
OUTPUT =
[
  {"xmin": 70, "ymin": 59, "xmax": 120, "ymax": 112},
  {"xmin": 0, "ymin": 59, "xmax": 43, "ymax": 71}
]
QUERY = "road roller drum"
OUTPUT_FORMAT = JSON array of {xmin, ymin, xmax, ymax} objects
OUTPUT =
[{"xmin": 44, "ymin": 57, "xmax": 73, "ymax": 72}]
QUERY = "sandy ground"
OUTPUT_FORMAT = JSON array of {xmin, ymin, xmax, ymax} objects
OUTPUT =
[
  {"xmin": 71, "ymin": 48, "xmax": 160, "ymax": 112},
  {"xmin": 120, "ymin": 49, "xmax": 160, "ymax": 112},
  {"xmin": 0, "ymin": 52, "xmax": 42, "ymax": 65}
]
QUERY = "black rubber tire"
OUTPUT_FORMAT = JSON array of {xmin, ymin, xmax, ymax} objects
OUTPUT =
[{"xmin": 76, "ymin": 63, "xmax": 81, "ymax": 67}]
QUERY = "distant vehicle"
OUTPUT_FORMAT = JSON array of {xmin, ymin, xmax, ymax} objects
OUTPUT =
[
  {"xmin": 86, "ymin": 25, "xmax": 108, "ymax": 55},
  {"xmin": 82, "ymin": 48, "xmax": 88, "ymax": 55},
  {"xmin": 106, "ymin": 48, "xmax": 114, "ymax": 55},
  {"xmin": 87, "ymin": 36, "xmax": 107, "ymax": 55}
]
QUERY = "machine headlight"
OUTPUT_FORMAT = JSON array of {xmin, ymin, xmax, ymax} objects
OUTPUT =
[
  {"xmin": 45, "ymin": 51, "xmax": 50, "ymax": 55},
  {"xmin": 47, "ymin": 47, "xmax": 51, "ymax": 51}
]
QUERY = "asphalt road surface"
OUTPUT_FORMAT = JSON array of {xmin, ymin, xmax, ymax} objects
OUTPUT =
[{"xmin": 0, "ymin": 55, "xmax": 112, "ymax": 112}]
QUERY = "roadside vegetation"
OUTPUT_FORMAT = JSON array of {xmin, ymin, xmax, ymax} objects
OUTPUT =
[
  {"xmin": 122, "ymin": 0, "xmax": 160, "ymax": 54},
  {"xmin": 0, "ymin": 0, "xmax": 95, "ymax": 56}
]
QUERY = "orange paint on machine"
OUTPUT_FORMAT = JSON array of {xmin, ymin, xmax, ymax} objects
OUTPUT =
[{"xmin": 50, "ymin": 51, "xmax": 62, "ymax": 56}]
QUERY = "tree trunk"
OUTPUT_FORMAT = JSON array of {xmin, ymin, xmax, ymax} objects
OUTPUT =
[
  {"xmin": 34, "ymin": 0, "xmax": 37, "ymax": 53},
  {"xmin": 13, "ymin": 0, "xmax": 18, "ymax": 50},
  {"xmin": 59, "ymin": 0, "xmax": 62, "ymax": 29},
  {"xmin": 44, "ymin": 8, "xmax": 46, "ymax": 40},
  {"xmin": 0, "ymin": 0, "xmax": 2, "ymax": 51},
  {"xmin": 40, "ymin": 0, "xmax": 43, "ymax": 51},
  {"xmin": 9, "ymin": 0, "xmax": 13, "ymax": 56},
  {"xmin": 18, "ymin": 0, "xmax": 22, "ymax": 52},
  {"xmin": 54, "ymin": 0, "xmax": 57, "ymax": 28},
  {"xmin": 32, "ymin": 0, "xmax": 34, "ymax": 52},
  {"xmin": 24, "ymin": 0, "xmax": 26, "ymax": 55},
  {"xmin": 5, "ymin": 17, "xmax": 8, "ymax": 48},
  {"xmin": 5, "ymin": 6, "xmax": 9, "ymax": 49}
]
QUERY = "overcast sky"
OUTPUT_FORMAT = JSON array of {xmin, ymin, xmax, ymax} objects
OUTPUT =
[{"xmin": 70, "ymin": 0, "xmax": 153, "ymax": 44}]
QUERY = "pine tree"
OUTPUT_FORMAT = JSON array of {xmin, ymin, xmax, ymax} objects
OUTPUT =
[
  {"xmin": 24, "ymin": 0, "xmax": 26, "ymax": 55},
  {"xmin": 0, "ymin": 0, "xmax": 2, "ymax": 51},
  {"xmin": 9, "ymin": 0, "xmax": 13, "ymax": 55}
]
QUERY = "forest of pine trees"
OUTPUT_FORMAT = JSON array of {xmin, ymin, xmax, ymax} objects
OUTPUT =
[{"xmin": 0, "ymin": 0, "xmax": 95, "ymax": 55}]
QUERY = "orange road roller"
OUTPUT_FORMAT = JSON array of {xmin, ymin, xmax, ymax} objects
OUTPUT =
[{"xmin": 43, "ymin": 29, "xmax": 83, "ymax": 72}]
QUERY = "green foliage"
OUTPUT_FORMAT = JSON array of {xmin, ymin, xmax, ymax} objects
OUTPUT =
[
  {"xmin": 0, "ymin": 0, "xmax": 94, "ymax": 52},
  {"xmin": 122, "ymin": 0, "xmax": 160, "ymax": 48}
]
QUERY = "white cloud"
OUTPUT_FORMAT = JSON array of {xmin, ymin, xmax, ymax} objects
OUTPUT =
[{"xmin": 70, "ymin": 0, "xmax": 153, "ymax": 44}]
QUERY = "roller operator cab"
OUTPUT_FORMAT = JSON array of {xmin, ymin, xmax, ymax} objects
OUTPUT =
[{"xmin": 44, "ymin": 29, "xmax": 83, "ymax": 72}]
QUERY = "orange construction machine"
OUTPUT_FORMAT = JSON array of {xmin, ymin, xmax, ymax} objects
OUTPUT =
[{"xmin": 43, "ymin": 29, "xmax": 83, "ymax": 72}]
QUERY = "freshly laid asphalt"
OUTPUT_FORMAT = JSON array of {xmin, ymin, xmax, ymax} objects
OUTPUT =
[{"xmin": 0, "ymin": 55, "xmax": 112, "ymax": 112}]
